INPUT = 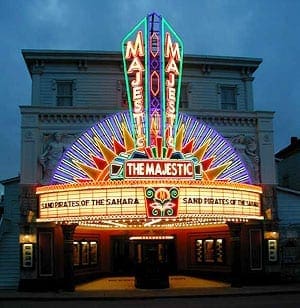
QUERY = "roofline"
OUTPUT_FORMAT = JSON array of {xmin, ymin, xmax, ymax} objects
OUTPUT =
[
  {"xmin": 275, "ymin": 139, "xmax": 300, "ymax": 158},
  {"xmin": 277, "ymin": 186, "xmax": 300, "ymax": 196},
  {"xmin": 0, "ymin": 176, "xmax": 20, "ymax": 185},
  {"xmin": 22, "ymin": 49, "xmax": 262, "ymax": 75}
]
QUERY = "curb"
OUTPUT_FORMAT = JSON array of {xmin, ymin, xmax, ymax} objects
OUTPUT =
[{"xmin": 1, "ymin": 286, "xmax": 300, "ymax": 301}]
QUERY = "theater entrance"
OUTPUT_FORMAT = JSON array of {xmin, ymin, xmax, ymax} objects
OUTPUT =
[
  {"xmin": 110, "ymin": 235, "xmax": 176, "ymax": 287},
  {"xmin": 130, "ymin": 236, "xmax": 176, "ymax": 288}
]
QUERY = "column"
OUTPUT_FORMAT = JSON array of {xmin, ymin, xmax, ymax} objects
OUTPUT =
[
  {"xmin": 61, "ymin": 223, "xmax": 77, "ymax": 291},
  {"xmin": 227, "ymin": 222, "xmax": 242, "ymax": 287}
]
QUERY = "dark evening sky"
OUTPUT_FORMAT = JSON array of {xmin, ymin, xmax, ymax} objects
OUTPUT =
[{"xmin": 1, "ymin": 0, "xmax": 300, "ymax": 192}]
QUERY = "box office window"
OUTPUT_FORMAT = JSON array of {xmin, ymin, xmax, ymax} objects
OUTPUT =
[
  {"xmin": 38, "ymin": 231, "xmax": 53, "ymax": 276},
  {"xmin": 195, "ymin": 238, "xmax": 225, "ymax": 264}
]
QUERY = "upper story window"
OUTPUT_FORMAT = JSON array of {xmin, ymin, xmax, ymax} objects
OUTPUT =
[
  {"xmin": 179, "ymin": 83, "xmax": 189, "ymax": 109},
  {"xmin": 0, "ymin": 206, "xmax": 4, "ymax": 220},
  {"xmin": 220, "ymin": 85, "xmax": 237, "ymax": 110},
  {"xmin": 118, "ymin": 80, "xmax": 128, "ymax": 108},
  {"xmin": 56, "ymin": 81, "xmax": 73, "ymax": 106}
]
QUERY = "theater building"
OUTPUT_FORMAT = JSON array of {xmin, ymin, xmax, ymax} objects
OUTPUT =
[{"xmin": 19, "ymin": 13, "xmax": 279, "ymax": 291}]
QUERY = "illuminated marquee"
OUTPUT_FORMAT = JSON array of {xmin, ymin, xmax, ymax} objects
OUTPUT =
[
  {"xmin": 37, "ymin": 180, "xmax": 263, "ymax": 228},
  {"xmin": 36, "ymin": 12, "xmax": 263, "ymax": 228}
]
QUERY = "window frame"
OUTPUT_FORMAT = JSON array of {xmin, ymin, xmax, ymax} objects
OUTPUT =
[
  {"xmin": 179, "ymin": 83, "xmax": 190, "ymax": 109},
  {"xmin": 195, "ymin": 238, "xmax": 225, "ymax": 265},
  {"xmin": 53, "ymin": 79, "xmax": 76, "ymax": 106},
  {"xmin": 218, "ymin": 84, "xmax": 238, "ymax": 111}
]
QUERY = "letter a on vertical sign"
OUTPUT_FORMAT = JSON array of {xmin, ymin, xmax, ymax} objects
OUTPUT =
[{"xmin": 122, "ymin": 12, "xmax": 183, "ymax": 149}]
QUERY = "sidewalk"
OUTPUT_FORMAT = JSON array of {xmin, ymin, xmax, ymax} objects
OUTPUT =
[{"xmin": 0, "ymin": 276, "xmax": 299, "ymax": 300}]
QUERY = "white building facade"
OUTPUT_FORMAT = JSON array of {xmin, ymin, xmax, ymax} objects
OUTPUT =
[{"xmin": 18, "ymin": 47, "xmax": 279, "ymax": 290}]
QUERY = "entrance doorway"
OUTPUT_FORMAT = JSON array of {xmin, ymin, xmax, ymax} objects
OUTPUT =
[
  {"xmin": 111, "ymin": 236, "xmax": 134, "ymax": 275},
  {"xmin": 110, "ymin": 236, "xmax": 177, "ymax": 276},
  {"xmin": 133, "ymin": 238, "xmax": 176, "ymax": 288},
  {"xmin": 134, "ymin": 239, "xmax": 177, "ymax": 273}
]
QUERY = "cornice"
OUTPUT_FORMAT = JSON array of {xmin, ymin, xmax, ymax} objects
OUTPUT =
[
  {"xmin": 22, "ymin": 49, "xmax": 262, "ymax": 76},
  {"xmin": 19, "ymin": 106, "xmax": 272, "ymax": 127}
]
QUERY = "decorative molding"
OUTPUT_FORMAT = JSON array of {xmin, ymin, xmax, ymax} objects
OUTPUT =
[
  {"xmin": 201, "ymin": 64, "xmax": 211, "ymax": 74},
  {"xmin": 263, "ymin": 133, "xmax": 271, "ymax": 145},
  {"xmin": 52, "ymin": 79, "xmax": 77, "ymax": 91},
  {"xmin": 23, "ymin": 130, "xmax": 34, "ymax": 141},
  {"xmin": 31, "ymin": 59, "xmax": 44, "ymax": 74},
  {"xmin": 195, "ymin": 115, "xmax": 257, "ymax": 127},
  {"xmin": 38, "ymin": 113, "xmax": 106, "ymax": 124},
  {"xmin": 39, "ymin": 132, "xmax": 78, "ymax": 184},
  {"xmin": 229, "ymin": 134, "xmax": 260, "ymax": 183},
  {"xmin": 78, "ymin": 59, "xmax": 88, "ymax": 71},
  {"xmin": 51, "ymin": 79, "xmax": 57, "ymax": 91},
  {"xmin": 241, "ymin": 67, "xmax": 254, "ymax": 81},
  {"xmin": 217, "ymin": 83, "xmax": 240, "ymax": 96}
]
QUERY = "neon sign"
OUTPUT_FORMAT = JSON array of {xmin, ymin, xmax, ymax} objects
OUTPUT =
[
  {"xmin": 122, "ymin": 13, "xmax": 183, "ymax": 148},
  {"xmin": 37, "ymin": 181, "xmax": 262, "ymax": 228},
  {"xmin": 51, "ymin": 112, "xmax": 251, "ymax": 184},
  {"xmin": 125, "ymin": 160, "xmax": 194, "ymax": 179},
  {"xmin": 36, "ymin": 12, "xmax": 263, "ymax": 228}
]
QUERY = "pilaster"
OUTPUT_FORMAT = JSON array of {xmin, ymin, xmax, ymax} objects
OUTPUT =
[{"xmin": 61, "ymin": 223, "xmax": 77, "ymax": 291}]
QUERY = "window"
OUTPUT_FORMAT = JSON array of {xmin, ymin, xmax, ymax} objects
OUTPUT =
[
  {"xmin": 281, "ymin": 174, "xmax": 290, "ymax": 188},
  {"xmin": 220, "ymin": 86, "xmax": 237, "ymax": 110},
  {"xmin": 57, "ymin": 81, "xmax": 73, "ymax": 106},
  {"xmin": 249, "ymin": 229, "xmax": 262, "ymax": 270},
  {"xmin": 215, "ymin": 238, "xmax": 224, "ymax": 263},
  {"xmin": 22, "ymin": 243, "xmax": 34, "ymax": 268},
  {"xmin": 90, "ymin": 241, "xmax": 98, "ymax": 265},
  {"xmin": 118, "ymin": 80, "xmax": 128, "ymax": 108},
  {"xmin": 268, "ymin": 239, "xmax": 278, "ymax": 262},
  {"xmin": 73, "ymin": 240, "xmax": 98, "ymax": 267},
  {"xmin": 179, "ymin": 83, "xmax": 189, "ymax": 109},
  {"xmin": 195, "ymin": 239, "xmax": 203, "ymax": 262},
  {"xmin": 81, "ymin": 241, "xmax": 89, "ymax": 265},
  {"xmin": 204, "ymin": 239, "xmax": 215, "ymax": 263},
  {"xmin": 73, "ymin": 241, "xmax": 80, "ymax": 266},
  {"xmin": 195, "ymin": 238, "xmax": 225, "ymax": 264}
]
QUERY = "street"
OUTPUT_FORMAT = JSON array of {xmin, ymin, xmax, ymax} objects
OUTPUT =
[{"xmin": 1, "ymin": 293, "xmax": 300, "ymax": 308}]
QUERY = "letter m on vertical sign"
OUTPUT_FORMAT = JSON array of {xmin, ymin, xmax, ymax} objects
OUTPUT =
[{"xmin": 122, "ymin": 17, "xmax": 148, "ymax": 148}]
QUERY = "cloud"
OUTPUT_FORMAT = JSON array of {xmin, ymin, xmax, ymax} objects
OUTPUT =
[
  {"xmin": 30, "ymin": 0, "xmax": 68, "ymax": 25},
  {"xmin": 0, "ymin": 0, "xmax": 300, "ymax": 180}
]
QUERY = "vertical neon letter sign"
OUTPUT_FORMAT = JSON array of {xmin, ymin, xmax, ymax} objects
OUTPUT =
[{"xmin": 122, "ymin": 13, "xmax": 183, "ymax": 148}]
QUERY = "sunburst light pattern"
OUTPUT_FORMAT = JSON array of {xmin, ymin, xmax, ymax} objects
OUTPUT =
[{"xmin": 51, "ymin": 112, "xmax": 251, "ymax": 185}]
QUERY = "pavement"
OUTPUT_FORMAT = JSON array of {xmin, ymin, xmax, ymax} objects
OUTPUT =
[{"xmin": 0, "ymin": 276, "xmax": 299, "ymax": 300}]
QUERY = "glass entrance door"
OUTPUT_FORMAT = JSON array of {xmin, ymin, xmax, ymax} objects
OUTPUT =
[
  {"xmin": 111, "ymin": 236, "xmax": 134, "ymax": 275},
  {"xmin": 134, "ymin": 239, "xmax": 176, "ymax": 288}
]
